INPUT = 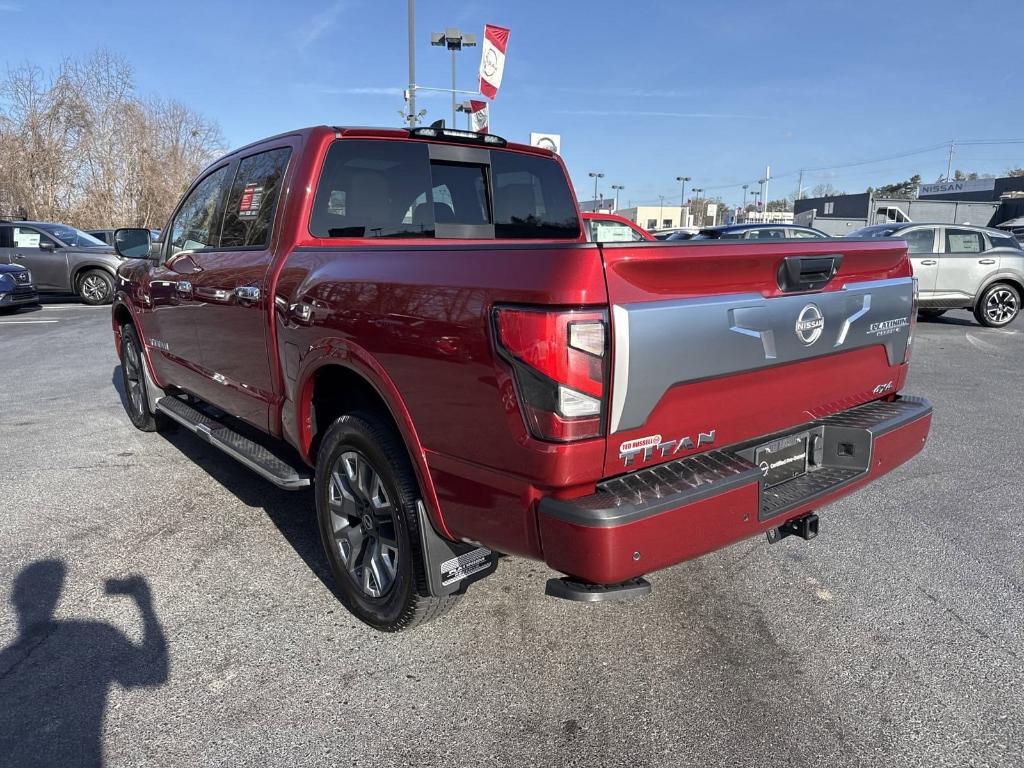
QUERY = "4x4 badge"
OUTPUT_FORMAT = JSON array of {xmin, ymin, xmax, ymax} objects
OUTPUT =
[{"xmin": 795, "ymin": 303, "xmax": 824, "ymax": 345}]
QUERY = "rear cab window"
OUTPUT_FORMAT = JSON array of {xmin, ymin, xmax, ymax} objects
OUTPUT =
[{"xmin": 309, "ymin": 139, "xmax": 580, "ymax": 240}]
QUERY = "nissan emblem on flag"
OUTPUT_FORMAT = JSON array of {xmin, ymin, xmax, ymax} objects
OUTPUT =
[
  {"xmin": 479, "ymin": 24, "xmax": 509, "ymax": 99},
  {"xmin": 469, "ymin": 100, "xmax": 489, "ymax": 134}
]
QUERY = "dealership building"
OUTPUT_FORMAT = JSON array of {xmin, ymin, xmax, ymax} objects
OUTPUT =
[{"xmin": 793, "ymin": 175, "xmax": 1024, "ymax": 236}]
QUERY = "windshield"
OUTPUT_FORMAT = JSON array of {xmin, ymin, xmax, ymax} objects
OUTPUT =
[
  {"xmin": 35, "ymin": 223, "xmax": 108, "ymax": 247},
  {"xmin": 849, "ymin": 225, "xmax": 900, "ymax": 238}
]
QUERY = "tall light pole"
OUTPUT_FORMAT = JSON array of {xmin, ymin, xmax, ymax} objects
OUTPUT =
[
  {"xmin": 675, "ymin": 176, "xmax": 691, "ymax": 209},
  {"xmin": 692, "ymin": 187, "xmax": 704, "ymax": 225},
  {"xmin": 588, "ymin": 171, "xmax": 604, "ymax": 211},
  {"xmin": 658, "ymin": 195, "xmax": 665, "ymax": 225},
  {"xmin": 407, "ymin": 0, "xmax": 417, "ymax": 126},
  {"xmin": 742, "ymin": 183, "xmax": 749, "ymax": 208},
  {"xmin": 455, "ymin": 100, "xmax": 472, "ymax": 130},
  {"xmin": 611, "ymin": 184, "xmax": 624, "ymax": 211},
  {"xmin": 431, "ymin": 28, "xmax": 477, "ymax": 127}
]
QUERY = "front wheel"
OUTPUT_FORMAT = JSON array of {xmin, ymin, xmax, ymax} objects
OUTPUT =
[
  {"xmin": 78, "ymin": 269, "xmax": 114, "ymax": 305},
  {"xmin": 974, "ymin": 283, "xmax": 1020, "ymax": 327},
  {"xmin": 315, "ymin": 412, "xmax": 459, "ymax": 631},
  {"xmin": 119, "ymin": 324, "xmax": 167, "ymax": 432}
]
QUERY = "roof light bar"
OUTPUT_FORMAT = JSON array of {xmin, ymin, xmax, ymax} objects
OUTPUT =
[{"xmin": 409, "ymin": 127, "xmax": 507, "ymax": 147}]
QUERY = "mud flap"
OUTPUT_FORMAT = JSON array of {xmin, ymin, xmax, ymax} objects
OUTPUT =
[{"xmin": 416, "ymin": 501, "xmax": 497, "ymax": 597}]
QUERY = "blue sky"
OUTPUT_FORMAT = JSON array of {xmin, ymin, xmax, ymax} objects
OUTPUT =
[{"xmin": 2, "ymin": 0, "xmax": 1022, "ymax": 207}]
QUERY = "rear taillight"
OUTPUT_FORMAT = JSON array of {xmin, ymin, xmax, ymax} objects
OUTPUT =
[
  {"xmin": 494, "ymin": 306, "xmax": 608, "ymax": 442},
  {"xmin": 904, "ymin": 276, "xmax": 918, "ymax": 364}
]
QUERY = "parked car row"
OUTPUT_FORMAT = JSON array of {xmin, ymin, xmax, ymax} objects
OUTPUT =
[{"xmin": 0, "ymin": 220, "xmax": 157, "ymax": 306}]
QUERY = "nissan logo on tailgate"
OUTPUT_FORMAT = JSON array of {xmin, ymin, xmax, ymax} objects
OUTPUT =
[{"xmin": 795, "ymin": 303, "xmax": 824, "ymax": 345}]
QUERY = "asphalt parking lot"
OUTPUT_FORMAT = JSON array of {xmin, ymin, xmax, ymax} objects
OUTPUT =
[{"xmin": 0, "ymin": 299, "xmax": 1021, "ymax": 768}]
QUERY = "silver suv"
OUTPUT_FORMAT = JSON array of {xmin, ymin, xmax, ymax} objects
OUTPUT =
[{"xmin": 850, "ymin": 223, "xmax": 1024, "ymax": 327}]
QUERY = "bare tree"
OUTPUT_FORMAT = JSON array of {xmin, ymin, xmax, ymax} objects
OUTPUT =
[{"xmin": 0, "ymin": 49, "xmax": 223, "ymax": 228}]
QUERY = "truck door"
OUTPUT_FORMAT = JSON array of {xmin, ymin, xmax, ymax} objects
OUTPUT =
[
  {"xmin": 148, "ymin": 164, "xmax": 232, "ymax": 389},
  {"xmin": 902, "ymin": 226, "xmax": 939, "ymax": 298},
  {"xmin": 934, "ymin": 227, "xmax": 991, "ymax": 303},
  {"xmin": 186, "ymin": 144, "xmax": 293, "ymax": 432}
]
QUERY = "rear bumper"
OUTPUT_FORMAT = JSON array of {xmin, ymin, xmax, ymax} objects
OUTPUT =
[{"xmin": 538, "ymin": 396, "xmax": 932, "ymax": 584}]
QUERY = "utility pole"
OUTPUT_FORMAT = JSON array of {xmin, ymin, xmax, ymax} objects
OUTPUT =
[
  {"xmin": 945, "ymin": 140, "xmax": 955, "ymax": 181},
  {"xmin": 658, "ymin": 195, "xmax": 665, "ymax": 225},
  {"xmin": 796, "ymin": 169, "xmax": 804, "ymax": 201},
  {"xmin": 763, "ymin": 165, "xmax": 771, "ymax": 211},
  {"xmin": 407, "ymin": 0, "xmax": 416, "ymax": 127}
]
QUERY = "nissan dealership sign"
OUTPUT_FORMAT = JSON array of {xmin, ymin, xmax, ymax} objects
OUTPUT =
[{"xmin": 918, "ymin": 178, "xmax": 996, "ymax": 197}]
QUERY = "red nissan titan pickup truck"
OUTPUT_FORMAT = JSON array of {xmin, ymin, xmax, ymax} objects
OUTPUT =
[{"xmin": 110, "ymin": 125, "xmax": 932, "ymax": 631}]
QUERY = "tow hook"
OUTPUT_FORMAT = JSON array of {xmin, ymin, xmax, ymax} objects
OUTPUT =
[{"xmin": 766, "ymin": 513, "xmax": 819, "ymax": 544}]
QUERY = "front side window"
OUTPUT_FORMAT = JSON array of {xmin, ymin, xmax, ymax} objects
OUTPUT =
[
  {"xmin": 789, "ymin": 229, "xmax": 823, "ymax": 239},
  {"xmin": 35, "ymin": 224, "xmax": 106, "ymax": 247},
  {"xmin": 903, "ymin": 228, "xmax": 936, "ymax": 254},
  {"xmin": 309, "ymin": 140, "xmax": 579, "ymax": 240},
  {"xmin": 168, "ymin": 166, "xmax": 231, "ymax": 255},
  {"xmin": 746, "ymin": 228, "xmax": 785, "ymax": 240},
  {"xmin": 945, "ymin": 228, "xmax": 983, "ymax": 254},
  {"xmin": 12, "ymin": 226, "xmax": 57, "ymax": 250},
  {"xmin": 220, "ymin": 147, "xmax": 292, "ymax": 248}
]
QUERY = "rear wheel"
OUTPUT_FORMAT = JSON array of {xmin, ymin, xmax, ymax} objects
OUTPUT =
[
  {"xmin": 78, "ymin": 269, "xmax": 114, "ymax": 305},
  {"xmin": 917, "ymin": 309, "xmax": 947, "ymax": 320},
  {"xmin": 119, "ymin": 324, "xmax": 166, "ymax": 432},
  {"xmin": 315, "ymin": 412, "xmax": 459, "ymax": 631},
  {"xmin": 974, "ymin": 283, "xmax": 1020, "ymax": 327}
]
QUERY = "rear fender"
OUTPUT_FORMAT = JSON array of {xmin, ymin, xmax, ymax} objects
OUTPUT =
[{"xmin": 293, "ymin": 337, "xmax": 453, "ymax": 540}]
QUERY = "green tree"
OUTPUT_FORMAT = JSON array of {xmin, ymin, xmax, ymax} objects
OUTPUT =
[
  {"xmin": 1006, "ymin": 168, "xmax": 1024, "ymax": 177},
  {"xmin": 871, "ymin": 174, "xmax": 921, "ymax": 198}
]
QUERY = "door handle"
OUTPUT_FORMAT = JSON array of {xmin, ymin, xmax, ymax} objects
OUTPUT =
[
  {"xmin": 920, "ymin": 259, "xmax": 937, "ymax": 266},
  {"xmin": 176, "ymin": 280, "xmax": 193, "ymax": 297},
  {"xmin": 233, "ymin": 285, "xmax": 261, "ymax": 303},
  {"xmin": 979, "ymin": 258, "xmax": 996, "ymax": 265}
]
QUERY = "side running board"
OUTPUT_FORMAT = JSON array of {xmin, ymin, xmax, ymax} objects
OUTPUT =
[{"xmin": 155, "ymin": 396, "xmax": 311, "ymax": 490}]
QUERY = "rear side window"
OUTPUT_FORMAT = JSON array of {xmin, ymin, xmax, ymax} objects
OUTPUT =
[
  {"xmin": 220, "ymin": 147, "xmax": 291, "ymax": 248},
  {"xmin": 945, "ymin": 228, "xmax": 983, "ymax": 254},
  {"xmin": 490, "ymin": 151, "xmax": 579, "ymax": 238},
  {"xmin": 309, "ymin": 139, "xmax": 579, "ymax": 239},
  {"xmin": 989, "ymin": 232, "xmax": 1021, "ymax": 250}
]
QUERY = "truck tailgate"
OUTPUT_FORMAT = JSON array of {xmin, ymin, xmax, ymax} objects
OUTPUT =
[{"xmin": 600, "ymin": 238, "xmax": 914, "ymax": 476}]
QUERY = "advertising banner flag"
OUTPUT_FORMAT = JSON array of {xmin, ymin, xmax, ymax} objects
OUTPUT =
[
  {"xmin": 469, "ymin": 100, "xmax": 489, "ymax": 133},
  {"xmin": 479, "ymin": 24, "xmax": 510, "ymax": 99}
]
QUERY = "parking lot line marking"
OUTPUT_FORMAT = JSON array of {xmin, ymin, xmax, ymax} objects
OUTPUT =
[{"xmin": 0, "ymin": 319, "xmax": 60, "ymax": 324}]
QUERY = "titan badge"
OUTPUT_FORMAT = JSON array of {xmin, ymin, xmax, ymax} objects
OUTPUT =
[{"xmin": 619, "ymin": 430, "xmax": 717, "ymax": 467}]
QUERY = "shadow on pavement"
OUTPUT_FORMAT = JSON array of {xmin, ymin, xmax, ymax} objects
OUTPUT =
[
  {"xmin": 0, "ymin": 560, "xmax": 168, "ymax": 767},
  {"xmin": 156, "ymin": 419, "xmax": 336, "ymax": 598}
]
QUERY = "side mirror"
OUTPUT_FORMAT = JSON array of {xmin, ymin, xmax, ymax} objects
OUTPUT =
[
  {"xmin": 38, "ymin": 240, "xmax": 56, "ymax": 252},
  {"xmin": 113, "ymin": 228, "xmax": 153, "ymax": 259}
]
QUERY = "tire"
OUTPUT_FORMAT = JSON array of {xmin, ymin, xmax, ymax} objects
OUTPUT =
[
  {"xmin": 119, "ymin": 324, "xmax": 167, "ymax": 432},
  {"xmin": 918, "ymin": 309, "xmax": 947, "ymax": 320},
  {"xmin": 77, "ymin": 269, "xmax": 114, "ymax": 305},
  {"xmin": 315, "ymin": 411, "xmax": 459, "ymax": 631},
  {"xmin": 974, "ymin": 283, "xmax": 1020, "ymax": 328}
]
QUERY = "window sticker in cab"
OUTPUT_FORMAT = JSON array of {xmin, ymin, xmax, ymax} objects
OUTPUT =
[{"xmin": 239, "ymin": 183, "xmax": 264, "ymax": 219}]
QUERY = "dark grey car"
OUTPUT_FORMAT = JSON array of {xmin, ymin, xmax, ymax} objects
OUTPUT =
[
  {"xmin": 850, "ymin": 223, "xmax": 1024, "ymax": 327},
  {"xmin": 0, "ymin": 221, "xmax": 122, "ymax": 305}
]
